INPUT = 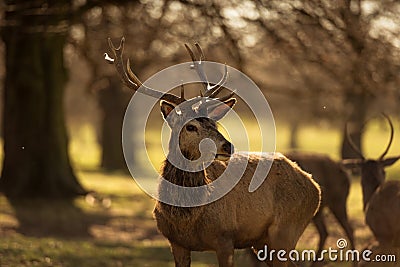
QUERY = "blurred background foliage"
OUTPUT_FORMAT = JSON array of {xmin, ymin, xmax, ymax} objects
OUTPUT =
[
  {"xmin": 1, "ymin": 0, "xmax": 399, "ymax": 182},
  {"xmin": 2, "ymin": 1, "xmax": 398, "ymax": 173}
]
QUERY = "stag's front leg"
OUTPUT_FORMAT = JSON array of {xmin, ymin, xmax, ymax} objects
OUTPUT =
[
  {"xmin": 170, "ymin": 242, "xmax": 191, "ymax": 267},
  {"xmin": 215, "ymin": 238, "xmax": 234, "ymax": 267}
]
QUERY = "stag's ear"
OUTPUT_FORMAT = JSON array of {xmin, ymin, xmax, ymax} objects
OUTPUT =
[
  {"xmin": 208, "ymin": 98, "xmax": 236, "ymax": 121},
  {"xmin": 160, "ymin": 101, "xmax": 177, "ymax": 122},
  {"xmin": 341, "ymin": 158, "xmax": 364, "ymax": 171},
  {"xmin": 382, "ymin": 156, "xmax": 400, "ymax": 167}
]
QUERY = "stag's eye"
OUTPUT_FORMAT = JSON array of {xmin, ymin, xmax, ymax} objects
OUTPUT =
[{"xmin": 186, "ymin": 125, "xmax": 198, "ymax": 132}]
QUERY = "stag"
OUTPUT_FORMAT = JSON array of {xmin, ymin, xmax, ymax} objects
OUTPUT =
[
  {"xmin": 285, "ymin": 151, "xmax": 354, "ymax": 259},
  {"xmin": 105, "ymin": 38, "xmax": 321, "ymax": 267},
  {"xmin": 343, "ymin": 114, "xmax": 400, "ymax": 248}
]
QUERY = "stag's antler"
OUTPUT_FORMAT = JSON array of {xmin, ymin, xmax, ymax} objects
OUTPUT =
[
  {"xmin": 345, "ymin": 113, "xmax": 395, "ymax": 161},
  {"xmin": 184, "ymin": 43, "xmax": 233, "ymax": 101},
  {"xmin": 379, "ymin": 113, "xmax": 394, "ymax": 160},
  {"xmin": 105, "ymin": 37, "xmax": 185, "ymax": 105},
  {"xmin": 345, "ymin": 121, "xmax": 365, "ymax": 160}
]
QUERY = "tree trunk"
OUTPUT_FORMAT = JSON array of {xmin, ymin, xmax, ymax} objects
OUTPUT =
[
  {"xmin": 289, "ymin": 120, "xmax": 299, "ymax": 150},
  {"xmin": 0, "ymin": 1, "xmax": 86, "ymax": 198},
  {"xmin": 341, "ymin": 90, "xmax": 369, "ymax": 160},
  {"xmin": 98, "ymin": 77, "xmax": 131, "ymax": 171},
  {"xmin": 340, "ymin": 3, "xmax": 370, "ymax": 161}
]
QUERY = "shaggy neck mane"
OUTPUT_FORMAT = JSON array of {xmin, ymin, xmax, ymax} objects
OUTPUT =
[
  {"xmin": 157, "ymin": 153, "xmax": 212, "ymax": 222},
  {"xmin": 161, "ymin": 159, "xmax": 210, "ymax": 187}
]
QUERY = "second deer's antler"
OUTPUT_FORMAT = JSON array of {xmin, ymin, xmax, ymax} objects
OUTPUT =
[
  {"xmin": 345, "ymin": 113, "xmax": 395, "ymax": 161},
  {"xmin": 345, "ymin": 122, "xmax": 365, "ymax": 160},
  {"xmin": 379, "ymin": 113, "xmax": 394, "ymax": 160}
]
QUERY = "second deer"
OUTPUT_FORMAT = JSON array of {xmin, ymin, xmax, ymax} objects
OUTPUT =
[
  {"xmin": 343, "ymin": 115, "xmax": 400, "ymax": 258},
  {"xmin": 286, "ymin": 151, "xmax": 355, "ymax": 257}
]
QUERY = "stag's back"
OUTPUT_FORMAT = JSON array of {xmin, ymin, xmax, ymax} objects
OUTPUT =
[{"xmin": 285, "ymin": 151, "xmax": 350, "ymax": 207}]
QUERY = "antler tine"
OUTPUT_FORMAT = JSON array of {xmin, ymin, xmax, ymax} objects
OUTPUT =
[
  {"xmin": 205, "ymin": 64, "xmax": 229, "ymax": 98},
  {"xmin": 106, "ymin": 37, "xmax": 184, "ymax": 104},
  {"xmin": 195, "ymin": 43, "xmax": 205, "ymax": 61},
  {"xmin": 216, "ymin": 90, "xmax": 235, "ymax": 102},
  {"xmin": 185, "ymin": 43, "xmax": 208, "ymax": 96},
  {"xmin": 379, "ymin": 113, "xmax": 394, "ymax": 160},
  {"xmin": 126, "ymin": 58, "xmax": 143, "ymax": 88},
  {"xmin": 345, "ymin": 122, "xmax": 365, "ymax": 160},
  {"xmin": 185, "ymin": 43, "xmax": 232, "ymax": 101},
  {"xmin": 184, "ymin": 43, "xmax": 197, "ymax": 62},
  {"xmin": 180, "ymin": 83, "xmax": 185, "ymax": 99},
  {"xmin": 105, "ymin": 37, "xmax": 139, "ymax": 90}
]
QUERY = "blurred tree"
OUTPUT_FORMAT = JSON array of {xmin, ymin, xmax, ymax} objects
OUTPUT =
[
  {"xmin": 229, "ymin": 0, "xmax": 400, "ymax": 155},
  {"xmin": 0, "ymin": 0, "xmax": 140, "ymax": 197},
  {"xmin": 76, "ymin": 2, "xmax": 160, "ymax": 172},
  {"xmin": 78, "ymin": 0, "xmax": 400, "ymax": 157},
  {"xmin": 181, "ymin": 0, "xmax": 400, "ymax": 154},
  {"xmin": 97, "ymin": 76, "xmax": 130, "ymax": 171},
  {"xmin": 0, "ymin": 0, "xmax": 88, "ymax": 198},
  {"xmin": 74, "ymin": 0, "xmax": 244, "ymax": 171}
]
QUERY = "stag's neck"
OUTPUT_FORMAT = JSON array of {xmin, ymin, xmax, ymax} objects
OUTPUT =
[
  {"xmin": 156, "ymin": 159, "xmax": 211, "ymax": 224},
  {"xmin": 161, "ymin": 159, "xmax": 209, "ymax": 187},
  {"xmin": 361, "ymin": 179, "xmax": 381, "ymax": 210}
]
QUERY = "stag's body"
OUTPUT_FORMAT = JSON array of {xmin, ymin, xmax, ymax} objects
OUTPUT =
[
  {"xmin": 285, "ymin": 152, "xmax": 354, "ymax": 255},
  {"xmin": 154, "ymin": 153, "xmax": 321, "ymax": 267},
  {"xmin": 106, "ymin": 38, "xmax": 321, "ymax": 267}
]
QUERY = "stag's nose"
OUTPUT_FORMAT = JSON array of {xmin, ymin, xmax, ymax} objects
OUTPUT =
[{"xmin": 222, "ymin": 141, "xmax": 234, "ymax": 155}]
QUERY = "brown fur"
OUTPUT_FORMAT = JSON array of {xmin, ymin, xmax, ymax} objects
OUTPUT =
[
  {"xmin": 285, "ymin": 151, "xmax": 354, "ymax": 256},
  {"xmin": 342, "ymin": 115, "xmax": 400, "ymax": 264},
  {"xmin": 154, "ymin": 153, "xmax": 321, "ymax": 267},
  {"xmin": 343, "ymin": 158, "xmax": 400, "ymax": 248},
  {"xmin": 155, "ymin": 97, "xmax": 321, "ymax": 266},
  {"xmin": 365, "ymin": 180, "xmax": 400, "ymax": 247},
  {"xmin": 107, "ymin": 39, "xmax": 321, "ymax": 266}
]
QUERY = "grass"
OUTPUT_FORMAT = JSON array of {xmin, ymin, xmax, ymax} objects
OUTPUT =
[
  {"xmin": 1, "ymin": 119, "xmax": 400, "ymax": 266},
  {"xmin": 0, "ymin": 171, "xmax": 375, "ymax": 267},
  {"xmin": 0, "ymin": 172, "xmax": 255, "ymax": 267}
]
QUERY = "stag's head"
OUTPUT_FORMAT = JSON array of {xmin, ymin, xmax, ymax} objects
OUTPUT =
[
  {"xmin": 343, "ymin": 114, "xmax": 400, "ymax": 209},
  {"xmin": 105, "ymin": 38, "xmax": 235, "ymax": 162}
]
